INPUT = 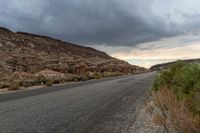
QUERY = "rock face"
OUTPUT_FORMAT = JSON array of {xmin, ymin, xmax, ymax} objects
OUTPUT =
[{"xmin": 0, "ymin": 27, "xmax": 147, "ymax": 77}]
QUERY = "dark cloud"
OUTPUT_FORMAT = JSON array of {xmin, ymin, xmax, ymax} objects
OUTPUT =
[{"xmin": 0, "ymin": 0, "xmax": 199, "ymax": 47}]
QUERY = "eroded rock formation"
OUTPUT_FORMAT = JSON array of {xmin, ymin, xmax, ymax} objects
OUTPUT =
[{"xmin": 0, "ymin": 27, "xmax": 147, "ymax": 77}]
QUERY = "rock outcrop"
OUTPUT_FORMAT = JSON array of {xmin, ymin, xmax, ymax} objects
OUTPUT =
[{"xmin": 0, "ymin": 27, "xmax": 147, "ymax": 77}]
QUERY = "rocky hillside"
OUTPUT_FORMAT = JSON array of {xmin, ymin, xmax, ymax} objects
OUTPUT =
[{"xmin": 0, "ymin": 27, "xmax": 146, "ymax": 79}]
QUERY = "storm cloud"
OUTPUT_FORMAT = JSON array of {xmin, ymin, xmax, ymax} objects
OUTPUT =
[{"xmin": 0, "ymin": 0, "xmax": 200, "ymax": 47}]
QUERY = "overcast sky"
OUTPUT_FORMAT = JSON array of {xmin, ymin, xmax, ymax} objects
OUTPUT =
[{"xmin": 1, "ymin": 0, "xmax": 200, "ymax": 67}]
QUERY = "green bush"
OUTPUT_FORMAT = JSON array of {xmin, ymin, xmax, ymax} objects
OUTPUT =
[
  {"xmin": 46, "ymin": 79, "xmax": 53, "ymax": 86},
  {"xmin": 152, "ymin": 61, "xmax": 200, "ymax": 114},
  {"xmin": 93, "ymin": 72, "xmax": 102, "ymax": 79}
]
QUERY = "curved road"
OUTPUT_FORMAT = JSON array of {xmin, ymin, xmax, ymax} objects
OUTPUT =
[{"xmin": 0, "ymin": 72, "xmax": 156, "ymax": 133}]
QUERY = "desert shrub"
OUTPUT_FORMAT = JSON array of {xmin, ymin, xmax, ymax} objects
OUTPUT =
[
  {"xmin": 52, "ymin": 78, "xmax": 63, "ymax": 84},
  {"xmin": 153, "ymin": 61, "xmax": 200, "ymax": 100},
  {"xmin": 66, "ymin": 76, "xmax": 79, "ymax": 82},
  {"xmin": 109, "ymin": 72, "xmax": 123, "ymax": 77},
  {"xmin": 0, "ymin": 82, "xmax": 10, "ymax": 89},
  {"xmin": 93, "ymin": 72, "xmax": 102, "ymax": 79},
  {"xmin": 45, "ymin": 79, "xmax": 53, "ymax": 86},
  {"xmin": 73, "ymin": 77, "xmax": 79, "ymax": 82},
  {"xmin": 52, "ymin": 79, "xmax": 60, "ymax": 84},
  {"xmin": 67, "ymin": 75, "xmax": 90, "ymax": 82},
  {"xmin": 9, "ymin": 82, "xmax": 20, "ymax": 91},
  {"xmin": 65, "ymin": 76, "xmax": 75, "ymax": 82},
  {"xmin": 19, "ymin": 80, "xmax": 37, "ymax": 87},
  {"xmin": 79, "ymin": 75, "xmax": 90, "ymax": 81},
  {"xmin": 152, "ymin": 61, "xmax": 200, "ymax": 126}
]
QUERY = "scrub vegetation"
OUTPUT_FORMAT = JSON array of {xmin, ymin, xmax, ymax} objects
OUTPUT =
[
  {"xmin": 0, "ymin": 72, "xmax": 125, "ymax": 91},
  {"xmin": 152, "ymin": 61, "xmax": 200, "ymax": 133}
]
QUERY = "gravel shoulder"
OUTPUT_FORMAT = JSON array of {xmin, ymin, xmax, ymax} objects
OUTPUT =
[{"xmin": 130, "ymin": 95, "xmax": 166, "ymax": 133}]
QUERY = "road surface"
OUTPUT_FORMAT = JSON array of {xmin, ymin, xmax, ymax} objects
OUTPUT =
[{"xmin": 0, "ymin": 72, "xmax": 156, "ymax": 133}]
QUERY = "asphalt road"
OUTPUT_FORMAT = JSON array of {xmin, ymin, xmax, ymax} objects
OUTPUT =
[{"xmin": 0, "ymin": 72, "xmax": 156, "ymax": 133}]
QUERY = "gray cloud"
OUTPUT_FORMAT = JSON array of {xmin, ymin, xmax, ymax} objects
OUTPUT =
[{"xmin": 0, "ymin": 0, "xmax": 200, "ymax": 47}]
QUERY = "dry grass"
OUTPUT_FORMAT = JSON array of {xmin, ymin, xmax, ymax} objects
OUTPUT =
[
  {"xmin": 153, "ymin": 114, "xmax": 166, "ymax": 126},
  {"xmin": 153, "ymin": 87, "xmax": 200, "ymax": 133}
]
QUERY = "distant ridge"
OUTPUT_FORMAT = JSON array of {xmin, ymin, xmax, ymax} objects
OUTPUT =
[{"xmin": 150, "ymin": 59, "xmax": 200, "ymax": 71}]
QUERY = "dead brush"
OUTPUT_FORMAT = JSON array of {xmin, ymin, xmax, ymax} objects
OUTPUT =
[{"xmin": 153, "ymin": 87, "xmax": 200, "ymax": 133}]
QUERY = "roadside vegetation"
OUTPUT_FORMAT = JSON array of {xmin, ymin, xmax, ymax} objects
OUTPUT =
[
  {"xmin": 152, "ymin": 61, "xmax": 200, "ymax": 133},
  {"xmin": 0, "ymin": 72, "xmax": 125, "ymax": 92}
]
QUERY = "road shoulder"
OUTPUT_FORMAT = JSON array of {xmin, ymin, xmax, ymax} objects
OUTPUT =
[{"xmin": 130, "ymin": 94, "xmax": 165, "ymax": 133}]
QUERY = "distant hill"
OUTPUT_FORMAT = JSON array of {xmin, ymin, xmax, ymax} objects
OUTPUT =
[
  {"xmin": 150, "ymin": 59, "xmax": 200, "ymax": 71},
  {"xmin": 0, "ymin": 27, "xmax": 147, "ymax": 78}
]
